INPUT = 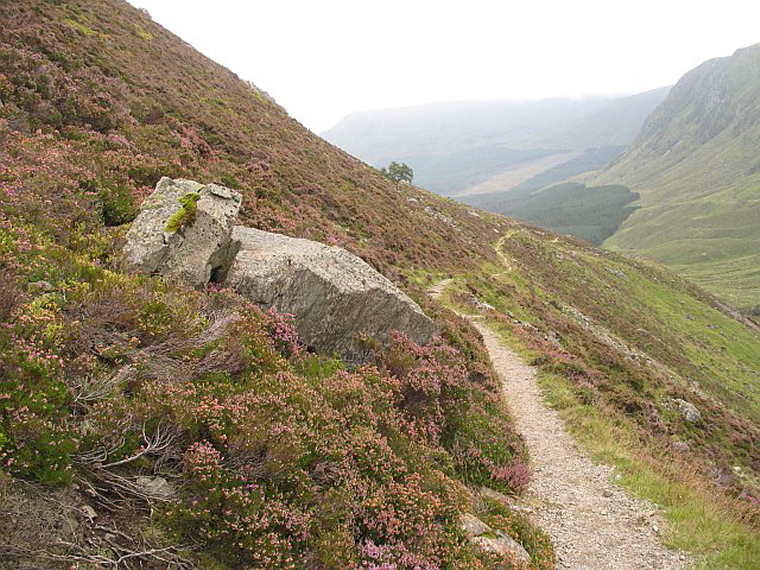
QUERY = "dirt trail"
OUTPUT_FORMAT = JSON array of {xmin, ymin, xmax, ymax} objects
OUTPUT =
[
  {"xmin": 472, "ymin": 321, "xmax": 690, "ymax": 570},
  {"xmin": 427, "ymin": 279, "xmax": 689, "ymax": 569}
]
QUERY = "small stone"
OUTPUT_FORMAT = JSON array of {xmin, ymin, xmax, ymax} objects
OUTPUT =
[
  {"xmin": 652, "ymin": 524, "xmax": 660, "ymax": 533},
  {"xmin": 134, "ymin": 475, "xmax": 175, "ymax": 500},
  {"xmin": 602, "ymin": 489, "xmax": 613, "ymax": 498},
  {"xmin": 673, "ymin": 398, "xmax": 701, "ymax": 423},
  {"xmin": 29, "ymin": 280, "xmax": 53, "ymax": 291},
  {"xmin": 459, "ymin": 513, "xmax": 492, "ymax": 537},
  {"xmin": 472, "ymin": 533, "xmax": 532, "ymax": 565}
]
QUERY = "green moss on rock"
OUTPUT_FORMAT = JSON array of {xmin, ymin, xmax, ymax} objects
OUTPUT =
[{"xmin": 164, "ymin": 191, "xmax": 200, "ymax": 233}]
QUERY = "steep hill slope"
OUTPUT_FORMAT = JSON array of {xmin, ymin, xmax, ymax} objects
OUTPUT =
[
  {"xmin": 0, "ymin": 1, "xmax": 758, "ymax": 568},
  {"xmin": 595, "ymin": 44, "xmax": 760, "ymax": 311}
]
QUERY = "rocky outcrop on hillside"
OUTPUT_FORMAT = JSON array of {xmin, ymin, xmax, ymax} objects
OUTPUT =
[
  {"xmin": 124, "ymin": 179, "xmax": 435, "ymax": 362},
  {"xmin": 123, "ymin": 177, "xmax": 242, "ymax": 288},
  {"xmin": 224, "ymin": 226, "xmax": 435, "ymax": 362},
  {"xmin": 459, "ymin": 513, "xmax": 531, "ymax": 567}
]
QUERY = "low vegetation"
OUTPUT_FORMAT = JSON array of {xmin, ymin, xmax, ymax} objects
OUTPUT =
[
  {"xmin": 0, "ymin": 208, "xmax": 555, "ymax": 567},
  {"xmin": 0, "ymin": 1, "xmax": 552, "ymax": 567},
  {"xmin": 0, "ymin": 1, "xmax": 757, "ymax": 569},
  {"xmin": 429, "ymin": 226, "xmax": 759, "ymax": 567}
]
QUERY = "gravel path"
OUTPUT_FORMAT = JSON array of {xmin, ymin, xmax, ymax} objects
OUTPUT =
[{"xmin": 471, "ymin": 320, "xmax": 691, "ymax": 570}]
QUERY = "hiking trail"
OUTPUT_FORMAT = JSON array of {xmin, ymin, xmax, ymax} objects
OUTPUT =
[{"xmin": 428, "ymin": 279, "xmax": 690, "ymax": 569}]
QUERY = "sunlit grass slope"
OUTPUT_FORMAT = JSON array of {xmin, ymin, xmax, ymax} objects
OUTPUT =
[{"xmin": 596, "ymin": 44, "xmax": 760, "ymax": 312}]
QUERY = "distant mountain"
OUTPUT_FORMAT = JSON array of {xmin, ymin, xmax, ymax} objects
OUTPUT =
[
  {"xmin": 322, "ymin": 98, "xmax": 614, "ymax": 164},
  {"xmin": 596, "ymin": 44, "xmax": 760, "ymax": 311},
  {"xmin": 524, "ymin": 87, "xmax": 672, "ymax": 150},
  {"xmin": 322, "ymin": 89, "xmax": 668, "ymax": 197}
]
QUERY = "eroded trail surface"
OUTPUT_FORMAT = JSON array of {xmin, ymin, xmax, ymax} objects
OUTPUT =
[{"xmin": 471, "ymin": 320, "xmax": 691, "ymax": 570}]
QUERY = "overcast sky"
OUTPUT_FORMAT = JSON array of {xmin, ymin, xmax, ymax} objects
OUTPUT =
[{"xmin": 125, "ymin": 0, "xmax": 759, "ymax": 133}]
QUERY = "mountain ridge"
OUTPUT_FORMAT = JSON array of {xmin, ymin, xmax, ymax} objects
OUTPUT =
[
  {"xmin": 595, "ymin": 43, "xmax": 760, "ymax": 311},
  {"xmin": 322, "ymin": 89, "xmax": 669, "ymax": 198}
]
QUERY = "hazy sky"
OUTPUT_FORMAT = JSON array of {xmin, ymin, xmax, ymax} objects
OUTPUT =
[{"xmin": 126, "ymin": 0, "xmax": 759, "ymax": 133}]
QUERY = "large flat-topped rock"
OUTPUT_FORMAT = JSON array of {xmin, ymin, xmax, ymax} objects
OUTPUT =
[
  {"xmin": 123, "ymin": 177, "xmax": 241, "ymax": 288},
  {"xmin": 123, "ymin": 178, "xmax": 435, "ymax": 362},
  {"xmin": 224, "ymin": 227, "xmax": 435, "ymax": 362}
]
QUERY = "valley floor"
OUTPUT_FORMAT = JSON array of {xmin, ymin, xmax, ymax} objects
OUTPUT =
[{"xmin": 472, "ymin": 320, "xmax": 691, "ymax": 570}]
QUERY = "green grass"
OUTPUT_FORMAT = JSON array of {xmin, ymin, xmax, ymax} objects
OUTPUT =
[
  {"xmin": 535, "ymin": 368, "xmax": 760, "ymax": 569},
  {"xmin": 596, "ymin": 44, "xmax": 760, "ymax": 311},
  {"xmin": 463, "ymin": 182, "xmax": 640, "ymax": 245},
  {"xmin": 674, "ymin": 255, "xmax": 760, "ymax": 313},
  {"xmin": 431, "ymin": 228, "xmax": 760, "ymax": 568}
]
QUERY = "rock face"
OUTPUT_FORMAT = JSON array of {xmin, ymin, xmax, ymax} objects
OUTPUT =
[
  {"xmin": 224, "ymin": 226, "xmax": 435, "ymax": 362},
  {"xmin": 459, "ymin": 513, "xmax": 531, "ymax": 567},
  {"xmin": 124, "ymin": 179, "xmax": 435, "ymax": 363},
  {"xmin": 123, "ymin": 177, "xmax": 242, "ymax": 288}
]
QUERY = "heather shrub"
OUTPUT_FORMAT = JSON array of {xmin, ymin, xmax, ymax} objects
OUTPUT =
[
  {"xmin": 155, "ymin": 351, "xmax": 477, "ymax": 568},
  {"xmin": 95, "ymin": 181, "xmax": 139, "ymax": 226},
  {"xmin": 0, "ymin": 2, "xmax": 549, "ymax": 565},
  {"xmin": 0, "ymin": 318, "xmax": 76, "ymax": 484},
  {"xmin": 0, "ymin": 259, "xmax": 24, "ymax": 323},
  {"xmin": 381, "ymin": 332, "xmax": 528, "ymax": 495}
]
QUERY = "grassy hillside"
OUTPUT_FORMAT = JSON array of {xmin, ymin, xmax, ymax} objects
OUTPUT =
[
  {"xmin": 427, "ymin": 227, "xmax": 760, "ymax": 567},
  {"xmin": 507, "ymin": 146, "xmax": 626, "ymax": 195},
  {"xmin": 595, "ymin": 44, "xmax": 760, "ymax": 312},
  {"xmin": 0, "ymin": 1, "xmax": 758, "ymax": 568}
]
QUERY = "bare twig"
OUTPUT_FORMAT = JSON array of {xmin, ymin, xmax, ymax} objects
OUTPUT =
[{"xmin": 99, "ymin": 422, "xmax": 175, "ymax": 469}]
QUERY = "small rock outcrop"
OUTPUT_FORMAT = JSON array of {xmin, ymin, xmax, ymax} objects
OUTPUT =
[
  {"xmin": 673, "ymin": 398, "xmax": 701, "ymax": 423},
  {"xmin": 459, "ymin": 513, "xmax": 531, "ymax": 567},
  {"xmin": 224, "ymin": 227, "xmax": 435, "ymax": 362},
  {"xmin": 124, "ymin": 179, "xmax": 435, "ymax": 362},
  {"xmin": 134, "ymin": 475, "xmax": 175, "ymax": 501},
  {"xmin": 123, "ymin": 177, "xmax": 241, "ymax": 288}
]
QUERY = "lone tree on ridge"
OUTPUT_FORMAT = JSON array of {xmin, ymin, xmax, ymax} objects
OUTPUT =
[{"xmin": 380, "ymin": 161, "xmax": 414, "ymax": 190}]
